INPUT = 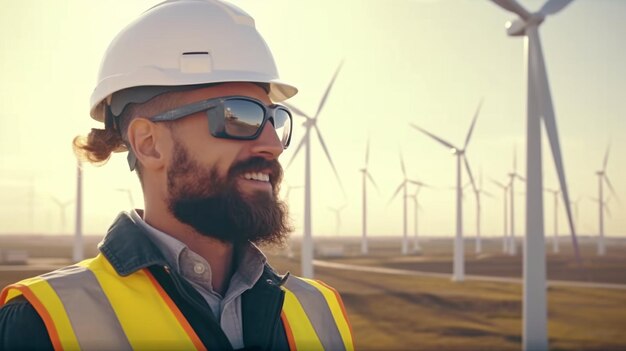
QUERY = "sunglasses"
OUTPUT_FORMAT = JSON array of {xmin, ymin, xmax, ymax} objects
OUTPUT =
[{"xmin": 149, "ymin": 95, "xmax": 293, "ymax": 148}]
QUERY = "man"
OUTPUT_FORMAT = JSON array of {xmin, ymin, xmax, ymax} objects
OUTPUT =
[{"xmin": 0, "ymin": 1, "xmax": 354, "ymax": 350}]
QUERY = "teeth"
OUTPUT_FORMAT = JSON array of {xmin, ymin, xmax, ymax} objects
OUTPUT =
[{"xmin": 243, "ymin": 172, "xmax": 270, "ymax": 182}]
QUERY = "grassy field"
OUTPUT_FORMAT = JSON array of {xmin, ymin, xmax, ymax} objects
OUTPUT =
[{"xmin": 1, "ymin": 235, "xmax": 626, "ymax": 350}]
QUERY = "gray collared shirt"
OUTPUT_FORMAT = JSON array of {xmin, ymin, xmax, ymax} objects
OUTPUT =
[{"xmin": 129, "ymin": 210, "xmax": 267, "ymax": 349}]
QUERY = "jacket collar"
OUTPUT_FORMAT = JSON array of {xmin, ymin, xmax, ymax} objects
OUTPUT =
[{"xmin": 98, "ymin": 212, "xmax": 169, "ymax": 276}]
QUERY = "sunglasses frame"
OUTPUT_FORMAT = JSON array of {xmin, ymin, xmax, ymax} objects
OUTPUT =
[{"xmin": 149, "ymin": 95, "xmax": 293, "ymax": 148}]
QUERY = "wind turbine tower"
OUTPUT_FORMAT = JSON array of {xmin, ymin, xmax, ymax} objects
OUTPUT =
[
  {"xmin": 283, "ymin": 184, "xmax": 302, "ymax": 258},
  {"xmin": 284, "ymin": 62, "xmax": 345, "ymax": 278},
  {"xmin": 73, "ymin": 161, "xmax": 84, "ymax": 263},
  {"xmin": 473, "ymin": 171, "xmax": 493, "ymax": 254},
  {"xmin": 507, "ymin": 148, "xmax": 525, "ymax": 256},
  {"xmin": 51, "ymin": 197, "xmax": 73, "ymax": 234},
  {"xmin": 491, "ymin": 178, "xmax": 509, "ymax": 253},
  {"xmin": 327, "ymin": 204, "xmax": 347, "ymax": 236},
  {"xmin": 360, "ymin": 137, "xmax": 378, "ymax": 255},
  {"xmin": 490, "ymin": 1, "xmax": 582, "ymax": 350},
  {"xmin": 410, "ymin": 100, "xmax": 482, "ymax": 281},
  {"xmin": 407, "ymin": 183, "xmax": 428, "ymax": 253},
  {"xmin": 595, "ymin": 144, "xmax": 617, "ymax": 256},
  {"xmin": 389, "ymin": 154, "xmax": 426, "ymax": 255}
]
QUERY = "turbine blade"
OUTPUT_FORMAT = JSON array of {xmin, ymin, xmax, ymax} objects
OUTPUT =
[
  {"xmin": 408, "ymin": 180, "xmax": 425, "ymax": 187},
  {"xmin": 464, "ymin": 156, "xmax": 477, "ymax": 194},
  {"xmin": 51, "ymin": 196, "xmax": 61, "ymax": 206},
  {"xmin": 490, "ymin": 178, "xmax": 507, "ymax": 189},
  {"xmin": 282, "ymin": 102, "xmax": 312, "ymax": 120},
  {"xmin": 410, "ymin": 124, "xmax": 457, "ymax": 151},
  {"xmin": 482, "ymin": 190, "xmax": 495, "ymax": 198},
  {"xmin": 602, "ymin": 143, "xmax": 611, "ymax": 172},
  {"xmin": 603, "ymin": 175, "xmax": 620, "ymax": 204},
  {"xmin": 285, "ymin": 133, "xmax": 306, "ymax": 171},
  {"xmin": 516, "ymin": 173, "xmax": 526, "ymax": 182},
  {"xmin": 604, "ymin": 202, "xmax": 612, "ymax": 219},
  {"xmin": 314, "ymin": 125, "xmax": 345, "ymax": 196},
  {"xmin": 532, "ymin": 34, "xmax": 581, "ymax": 262},
  {"xmin": 490, "ymin": 0, "xmax": 532, "ymax": 20},
  {"xmin": 400, "ymin": 153, "xmax": 407, "ymax": 178},
  {"xmin": 366, "ymin": 172, "xmax": 380, "ymax": 192},
  {"xmin": 539, "ymin": 0, "xmax": 574, "ymax": 16},
  {"xmin": 463, "ymin": 99, "xmax": 483, "ymax": 150},
  {"xmin": 365, "ymin": 136, "xmax": 371, "ymax": 167},
  {"xmin": 314, "ymin": 60, "xmax": 344, "ymax": 120},
  {"xmin": 388, "ymin": 182, "xmax": 405, "ymax": 206}
]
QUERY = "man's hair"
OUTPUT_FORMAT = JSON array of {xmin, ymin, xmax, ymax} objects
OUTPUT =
[{"xmin": 72, "ymin": 93, "xmax": 180, "ymax": 177}]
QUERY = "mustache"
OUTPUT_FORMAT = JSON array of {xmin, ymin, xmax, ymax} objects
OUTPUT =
[{"xmin": 228, "ymin": 157, "xmax": 284, "ymax": 190}]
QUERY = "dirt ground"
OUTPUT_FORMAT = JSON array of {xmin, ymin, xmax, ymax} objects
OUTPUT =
[
  {"xmin": 1, "ymin": 234, "xmax": 626, "ymax": 350},
  {"xmin": 296, "ymin": 235, "xmax": 626, "ymax": 285}
]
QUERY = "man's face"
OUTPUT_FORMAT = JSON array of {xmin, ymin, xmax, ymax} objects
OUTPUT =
[{"xmin": 162, "ymin": 83, "xmax": 292, "ymax": 245}]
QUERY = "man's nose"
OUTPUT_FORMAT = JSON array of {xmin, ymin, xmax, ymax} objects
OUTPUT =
[{"xmin": 250, "ymin": 121, "xmax": 284, "ymax": 159}]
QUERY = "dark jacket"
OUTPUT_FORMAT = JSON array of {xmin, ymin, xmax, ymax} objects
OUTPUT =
[{"xmin": 0, "ymin": 212, "xmax": 290, "ymax": 351}]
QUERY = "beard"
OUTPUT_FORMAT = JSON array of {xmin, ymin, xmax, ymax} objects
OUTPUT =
[{"xmin": 166, "ymin": 142, "xmax": 292, "ymax": 246}]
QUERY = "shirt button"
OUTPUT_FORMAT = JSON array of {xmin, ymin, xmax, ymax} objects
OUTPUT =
[{"xmin": 193, "ymin": 263, "xmax": 206, "ymax": 274}]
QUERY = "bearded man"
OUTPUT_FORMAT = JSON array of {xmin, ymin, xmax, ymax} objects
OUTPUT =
[{"xmin": 0, "ymin": 1, "xmax": 354, "ymax": 350}]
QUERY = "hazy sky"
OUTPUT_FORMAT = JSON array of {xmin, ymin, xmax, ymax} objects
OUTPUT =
[{"xmin": 0, "ymin": 0, "xmax": 624, "ymax": 242}]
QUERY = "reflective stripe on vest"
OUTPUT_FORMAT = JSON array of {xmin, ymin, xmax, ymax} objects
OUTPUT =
[
  {"xmin": 0, "ymin": 254, "xmax": 205, "ymax": 351},
  {"xmin": 280, "ymin": 276, "xmax": 355, "ymax": 351}
]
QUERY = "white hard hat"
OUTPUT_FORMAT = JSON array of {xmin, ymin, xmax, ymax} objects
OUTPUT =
[{"xmin": 90, "ymin": 0, "xmax": 297, "ymax": 122}]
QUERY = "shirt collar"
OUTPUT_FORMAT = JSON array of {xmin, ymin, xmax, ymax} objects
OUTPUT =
[{"xmin": 128, "ymin": 210, "xmax": 268, "ymax": 294}]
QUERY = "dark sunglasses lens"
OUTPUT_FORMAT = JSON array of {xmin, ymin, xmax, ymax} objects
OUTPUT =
[
  {"xmin": 223, "ymin": 99, "xmax": 265, "ymax": 137},
  {"xmin": 273, "ymin": 108, "xmax": 291, "ymax": 147}
]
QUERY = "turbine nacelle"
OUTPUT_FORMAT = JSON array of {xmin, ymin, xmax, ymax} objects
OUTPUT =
[
  {"xmin": 506, "ymin": 14, "xmax": 545, "ymax": 36},
  {"xmin": 302, "ymin": 118, "xmax": 315, "ymax": 128}
]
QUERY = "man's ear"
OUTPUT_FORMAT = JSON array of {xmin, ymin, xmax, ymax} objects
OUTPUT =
[{"xmin": 126, "ymin": 118, "xmax": 166, "ymax": 171}]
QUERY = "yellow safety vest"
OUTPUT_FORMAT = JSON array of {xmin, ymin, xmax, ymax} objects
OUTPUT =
[{"xmin": 0, "ymin": 254, "xmax": 354, "ymax": 351}]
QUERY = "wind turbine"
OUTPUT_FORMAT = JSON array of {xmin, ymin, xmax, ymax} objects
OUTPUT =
[
  {"xmin": 284, "ymin": 62, "xmax": 345, "ymax": 278},
  {"xmin": 50, "ymin": 197, "xmax": 73, "ymax": 234},
  {"xmin": 327, "ymin": 204, "xmax": 347, "ymax": 236},
  {"xmin": 115, "ymin": 188, "xmax": 136, "ymax": 209},
  {"xmin": 406, "ymin": 183, "xmax": 428, "ymax": 253},
  {"xmin": 491, "ymin": 178, "xmax": 509, "ymax": 254},
  {"xmin": 507, "ymin": 148, "xmax": 525, "ymax": 256},
  {"xmin": 473, "ymin": 171, "xmax": 493, "ymax": 254},
  {"xmin": 590, "ymin": 195, "xmax": 612, "ymax": 256},
  {"xmin": 544, "ymin": 187, "xmax": 560, "ymax": 253},
  {"xmin": 282, "ymin": 184, "xmax": 302, "ymax": 259},
  {"xmin": 360, "ymin": 137, "xmax": 379, "ymax": 255},
  {"xmin": 595, "ymin": 144, "xmax": 618, "ymax": 256},
  {"xmin": 490, "ymin": 1, "xmax": 581, "ymax": 349},
  {"xmin": 73, "ymin": 160, "xmax": 84, "ymax": 263},
  {"xmin": 388, "ymin": 153, "xmax": 426, "ymax": 255},
  {"xmin": 410, "ymin": 100, "xmax": 481, "ymax": 282},
  {"xmin": 284, "ymin": 184, "xmax": 303, "ymax": 203}
]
